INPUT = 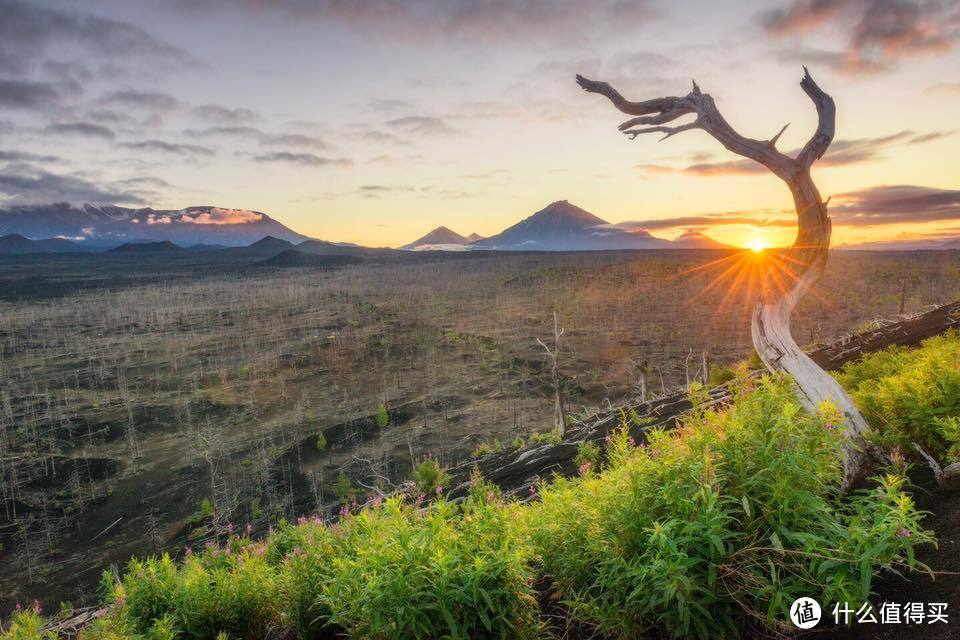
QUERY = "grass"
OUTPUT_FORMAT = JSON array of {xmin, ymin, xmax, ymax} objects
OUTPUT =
[{"xmin": 5, "ymin": 335, "xmax": 958, "ymax": 639}]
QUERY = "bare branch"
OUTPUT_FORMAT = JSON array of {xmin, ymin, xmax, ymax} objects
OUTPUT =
[
  {"xmin": 576, "ymin": 74, "xmax": 692, "ymax": 117},
  {"xmin": 768, "ymin": 123, "xmax": 790, "ymax": 148},
  {"xmin": 623, "ymin": 121, "xmax": 701, "ymax": 141},
  {"xmin": 796, "ymin": 67, "xmax": 836, "ymax": 167},
  {"xmin": 618, "ymin": 109, "xmax": 692, "ymax": 130}
]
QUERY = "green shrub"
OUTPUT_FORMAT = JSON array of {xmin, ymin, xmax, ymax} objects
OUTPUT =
[
  {"xmin": 374, "ymin": 404, "xmax": 390, "ymax": 428},
  {"xmin": 519, "ymin": 374, "xmax": 932, "ymax": 639},
  {"xmin": 574, "ymin": 441, "xmax": 600, "ymax": 467},
  {"xmin": 109, "ymin": 544, "xmax": 280, "ymax": 640},
  {"xmin": 0, "ymin": 609, "xmax": 52, "ymax": 640},
  {"xmin": 835, "ymin": 330, "xmax": 960, "ymax": 459},
  {"xmin": 708, "ymin": 364, "xmax": 737, "ymax": 387},
  {"xmin": 411, "ymin": 458, "xmax": 448, "ymax": 494},
  {"xmin": 333, "ymin": 472, "xmax": 356, "ymax": 504},
  {"xmin": 314, "ymin": 432, "xmax": 327, "ymax": 452}
]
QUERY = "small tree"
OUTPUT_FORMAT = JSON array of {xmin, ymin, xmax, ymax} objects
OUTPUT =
[{"xmin": 536, "ymin": 311, "xmax": 568, "ymax": 437}]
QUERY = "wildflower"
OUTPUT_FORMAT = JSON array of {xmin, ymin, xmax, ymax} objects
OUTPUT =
[
  {"xmin": 373, "ymin": 495, "xmax": 383, "ymax": 508},
  {"xmin": 184, "ymin": 546, "xmax": 193, "ymax": 557},
  {"xmin": 436, "ymin": 485, "xmax": 444, "ymax": 496},
  {"xmin": 415, "ymin": 494, "xmax": 425, "ymax": 507},
  {"xmin": 32, "ymin": 600, "xmax": 41, "ymax": 614},
  {"xmin": 226, "ymin": 522, "xmax": 234, "ymax": 534},
  {"xmin": 297, "ymin": 515, "xmax": 307, "ymax": 525},
  {"xmin": 245, "ymin": 523, "xmax": 253, "ymax": 536},
  {"xmin": 897, "ymin": 527, "xmax": 912, "ymax": 539},
  {"xmin": 339, "ymin": 504, "xmax": 350, "ymax": 518},
  {"xmin": 824, "ymin": 422, "xmax": 835, "ymax": 432},
  {"xmin": 604, "ymin": 434, "xmax": 612, "ymax": 444},
  {"xmin": 578, "ymin": 461, "xmax": 592, "ymax": 475}
]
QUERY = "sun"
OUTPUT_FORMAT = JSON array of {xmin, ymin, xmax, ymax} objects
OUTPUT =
[{"xmin": 746, "ymin": 238, "xmax": 768, "ymax": 253}]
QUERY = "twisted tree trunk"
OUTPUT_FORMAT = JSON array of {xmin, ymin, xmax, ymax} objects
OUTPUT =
[{"xmin": 577, "ymin": 67, "xmax": 871, "ymax": 488}]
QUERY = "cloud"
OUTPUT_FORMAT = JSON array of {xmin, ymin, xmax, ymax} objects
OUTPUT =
[
  {"xmin": 174, "ymin": 0, "xmax": 658, "ymax": 44},
  {"xmin": 636, "ymin": 130, "xmax": 947, "ymax": 176},
  {"xmin": 0, "ymin": 150, "xmax": 61, "ymax": 163},
  {"xmin": 190, "ymin": 104, "xmax": 261, "ymax": 124},
  {"xmin": 0, "ymin": 164, "xmax": 148, "ymax": 204},
  {"xmin": 45, "ymin": 122, "xmax": 116, "ymax": 141},
  {"xmin": 925, "ymin": 82, "xmax": 960, "ymax": 93},
  {"xmin": 99, "ymin": 90, "xmax": 181, "ymax": 111},
  {"xmin": 120, "ymin": 140, "xmax": 216, "ymax": 157},
  {"xmin": 260, "ymin": 133, "xmax": 328, "ymax": 149},
  {"xmin": 185, "ymin": 125, "xmax": 265, "ymax": 139},
  {"xmin": 0, "ymin": 0, "xmax": 196, "ymax": 77},
  {"xmin": 761, "ymin": 0, "xmax": 960, "ymax": 75},
  {"xmin": 365, "ymin": 98, "xmax": 414, "ymax": 112},
  {"xmin": 598, "ymin": 215, "xmax": 795, "ymax": 232},
  {"xmin": 252, "ymin": 152, "xmax": 352, "ymax": 167},
  {"xmin": 0, "ymin": 78, "xmax": 61, "ymax": 109},
  {"xmin": 831, "ymin": 184, "xmax": 960, "ymax": 225},
  {"xmin": 181, "ymin": 207, "xmax": 263, "ymax": 225},
  {"xmin": 386, "ymin": 116, "xmax": 457, "ymax": 136}
]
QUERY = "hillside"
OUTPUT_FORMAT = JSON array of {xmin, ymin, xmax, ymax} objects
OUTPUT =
[{"xmin": 16, "ymin": 313, "xmax": 958, "ymax": 640}]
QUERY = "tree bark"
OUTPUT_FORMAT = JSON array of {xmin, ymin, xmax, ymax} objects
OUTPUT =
[{"xmin": 577, "ymin": 67, "xmax": 871, "ymax": 488}]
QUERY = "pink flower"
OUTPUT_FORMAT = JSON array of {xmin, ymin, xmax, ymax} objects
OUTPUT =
[
  {"xmin": 889, "ymin": 447, "xmax": 905, "ymax": 466},
  {"xmin": 245, "ymin": 523, "xmax": 253, "ymax": 536},
  {"xmin": 32, "ymin": 600, "xmax": 41, "ymax": 614},
  {"xmin": 578, "ymin": 461, "xmax": 592, "ymax": 475},
  {"xmin": 604, "ymin": 434, "xmax": 612, "ymax": 444},
  {"xmin": 184, "ymin": 546, "xmax": 193, "ymax": 556},
  {"xmin": 824, "ymin": 422, "xmax": 835, "ymax": 432},
  {"xmin": 415, "ymin": 494, "xmax": 425, "ymax": 506},
  {"xmin": 339, "ymin": 504, "xmax": 350, "ymax": 518},
  {"xmin": 373, "ymin": 495, "xmax": 383, "ymax": 508},
  {"xmin": 436, "ymin": 485, "xmax": 444, "ymax": 496},
  {"xmin": 897, "ymin": 527, "xmax": 912, "ymax": 539},
  {"xmin": 297, "ymin": 516, "xmax": 307, "ymax": 525}
]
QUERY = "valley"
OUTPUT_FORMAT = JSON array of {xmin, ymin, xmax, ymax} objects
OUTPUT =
[{"xmin": 2, "ymin": 247, "xmax": 957, "ymax": 613}]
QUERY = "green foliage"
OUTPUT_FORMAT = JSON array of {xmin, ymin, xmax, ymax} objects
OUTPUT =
[
  {"xmin": 519, "ymin": 374, "xmax": 932, "ymax": 639},
  {"xmin": 471, "ymin": 437, "xmax": 504, "ymax": 458},
  {"xmin": 708, "ymin": 364, "xmax": 737, "ymax": 388},
  {"xmin": 333, "ymin": 472, "xmax": 356, "ymax": 504},
  {"xmin": 835, "ymin": 330, "xmax": 960, "ymax": 459},
  {"xmin": 184, "ymin": 498, "xmax": 214, "ymax": 531},
  {"xmin": 411, "ymin": 458, "xmax": 448, "ymax": 495},
  {"xmin": 314, "ymin": 431, "xmax": 327, "ymax": 452},
  {"xmin": 0, "ymin": 609, "xmax": 53, "ymax": 640},
  {"xmin": 528, "ymin": 430, "xmax": 562, "ymax": 446},
  {"xmin": 574, "ymin": 441, "xmax": 600, "ymax": 467},
  {"xmin": 374, "ymin": 404, "xmax": 390, "ymax": 428}
]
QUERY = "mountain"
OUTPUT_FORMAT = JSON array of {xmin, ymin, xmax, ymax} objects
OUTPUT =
[
  {"xmin": 670, "ymin": 231, "xmax": 734, "ymax": 250},
  {"xmin": 465, "ymin": 233, "xmax": 484, "ymax": 242},
  {"xmin": 298, "ymin": 239, "xmax": 398, "ymax": 257},
  {"xmin": 838, "ymin": 236, "xmax": 960, "ymax": 251},
  {"xmin": 107, "ymin": 240, "xmax": 185, "ymax": 253},
  {"xmin": 222, "ymin": 235, "xmax": 297, "ymax": 258},
  {"xmin": 471, "ymin": 200, "xmax": 670, "ymax": 251},
  {"xmin": 0, "ymin": 203, "xmax": 308, "ymax": 247},
  {"xmin": 402, "ymin": 226, "xmax": 471, "ymax": 250},
  {"xmin": 0, "ymin": 233, "xmax": 83, "ymax": 254}
]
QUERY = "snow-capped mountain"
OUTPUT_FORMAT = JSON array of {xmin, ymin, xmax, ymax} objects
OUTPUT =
[{"xmin": 0, "ymin": 202, "xmax": 307, "ymax": 247}]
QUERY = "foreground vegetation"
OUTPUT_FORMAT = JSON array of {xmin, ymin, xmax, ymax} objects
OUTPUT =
[{"xmin": 5, "ymin": 329, "xmax": 959, "ymax": 639}]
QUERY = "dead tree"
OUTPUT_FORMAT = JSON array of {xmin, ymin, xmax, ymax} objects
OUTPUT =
[
  {"xmin": 536, "ymin": 311, "xmax": 568, "ymax": 437},
  {"xmin": 577, "ymin": 68, "xmax": 870, "ymax": 488}
]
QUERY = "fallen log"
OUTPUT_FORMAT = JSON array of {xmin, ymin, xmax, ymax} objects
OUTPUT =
[{"xmin": 445, "ymin": 300, "xmax": 960, "ymax": 500}]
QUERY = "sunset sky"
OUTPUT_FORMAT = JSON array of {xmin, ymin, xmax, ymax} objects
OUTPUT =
[{"xmin": 1, "ymin": 0, "xmax": 958, "ymax": 249}]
